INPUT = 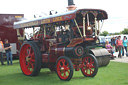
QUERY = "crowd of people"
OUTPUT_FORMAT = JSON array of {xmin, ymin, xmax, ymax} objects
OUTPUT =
[
  {"xmin": 106, "ymin": 36, "xmax": 128, "ymax": 59},
  {"xmin": 0, "ymin": 38, "xmax": 13, "ymax": 65}
]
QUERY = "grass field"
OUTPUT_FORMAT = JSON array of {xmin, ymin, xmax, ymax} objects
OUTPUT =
[{"xmin": 0, "ymin": 60, "xmax": 128, "ymax": 85}]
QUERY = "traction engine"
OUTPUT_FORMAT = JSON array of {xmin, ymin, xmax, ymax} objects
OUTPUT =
[{"xmin": 14, "ymin": 0, "xmax": 110, "ymax": 81}]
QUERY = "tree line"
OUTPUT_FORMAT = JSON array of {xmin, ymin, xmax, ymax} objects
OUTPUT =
[{"xmin": 100, "ymin": 28, "xmax": 128, "ymax": 36}]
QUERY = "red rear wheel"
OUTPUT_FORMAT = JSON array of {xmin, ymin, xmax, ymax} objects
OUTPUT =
[
  {"xmin": 56, "ymin": 56, "xmax": 73, "ymax": 81},
  {"xmin": 81, "ymin": 54, "xmax": 98, "ymax": 77},
  {"xmin": 20, "ymin": 41, "xmax": 42, "ymax": 76}
]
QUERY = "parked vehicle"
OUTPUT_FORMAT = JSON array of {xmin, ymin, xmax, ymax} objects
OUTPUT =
[
  {"xmin": 99, "ymin": 36, "xmax": 112, "ymax": 45},
  {"xmin": 0, "ymin": 14, "xmax": 24, "ymax": 57}
]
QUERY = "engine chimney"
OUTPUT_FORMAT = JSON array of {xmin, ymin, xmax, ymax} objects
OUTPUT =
[{"xmin": 67, "ymin": 0, "xmax": 77, "ymax": 11}]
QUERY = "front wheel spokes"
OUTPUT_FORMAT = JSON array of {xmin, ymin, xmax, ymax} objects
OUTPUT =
[
  {"xmin": 90, "ymin": 58, "xmax": 94, "ymax": 67},
  {"xmin": 67, "ymin": 70, "xmax": 70, "ymax": 74},
  {"xmin": 81, "ymin": 56, "xmax": 95, "ymax": 76},
  {"xmin": 63, "ymin": 71, "xmax": 67, "ymax": 77},
  {"xmin": 62, "ymin": 60, "xmax": 66, "ymax": 66},
  {"xmin": 56, "ymin": 56, "xmax": 73, "ymax": 81},
  {"xmin": 89, "ymin": 68, "xmax": 94, "ymax": 74},
  {"xmin": 62, "ymin": 70, "xmax": 69, "ymax": 78},
  {"xmin": 59, "ymin": 64, "xmax": 62, "ymax": 68},
  {"xmin": 59, "ymin": 59, "xmax": 70, "ymax": 78},
  {"xmin": 86, "ymin": 67, "xmax": 88, "ymax": 74},
  {"xmin": 84, "ymin": 58, "xmax": 88, "ymax": 63},
  {"xmin": 86, "ymin": 62, "xmax": 95, "ymax": 75},
  {"xmin": 89, "ymin": 63, "xmax": 95, "ymax": 68}
]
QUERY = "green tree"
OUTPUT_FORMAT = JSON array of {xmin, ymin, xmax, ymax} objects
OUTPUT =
[
  {"xmin": 100, "ymin": 31, "xmax": 109, "ymax": 36},
  {"xmin": 112, "ymin": 32, "xmax": 121, "ymax": 35},
  {"xmin": 121, "ymin": 28, "xmax": 128, "ymax": 34}
]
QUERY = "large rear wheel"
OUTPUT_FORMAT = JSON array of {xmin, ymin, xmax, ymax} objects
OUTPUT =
[
  {"xmin": 20, "ymin": 41, "xmax": 42, "ymax": 76},
  {"xmin": 56, "ymin": 56, "xmax": 73, "ymax": 81},
  {"xmin": 81, "ymin": 54, "xmax": 98, "ymax": 77}
]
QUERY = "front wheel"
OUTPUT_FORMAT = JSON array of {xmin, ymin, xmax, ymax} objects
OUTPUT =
[
  {"xmin": 81, "ymin": 54, "xmax": 98, "ymax": 77},
  {"xmin": 56, "ymin": 56, "xmax": 73, "ymax": 81}
]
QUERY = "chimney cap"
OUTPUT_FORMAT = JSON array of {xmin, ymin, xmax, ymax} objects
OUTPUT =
[{"xmin": 68, "ymin": 0, "xmax": 75, "ymax": 6}]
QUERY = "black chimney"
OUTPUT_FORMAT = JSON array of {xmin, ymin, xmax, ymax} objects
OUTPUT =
[
  {"xmin": 68, "ymin": 0, "xmax": 75, "ymax": 6},
  {"xmin": 67, "ymin": 0, "xmax": 76, "ymax": 11}
]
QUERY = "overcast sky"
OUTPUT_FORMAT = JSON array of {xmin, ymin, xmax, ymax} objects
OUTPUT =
[{"xmin": 0, "ymin": 0, "xmax": 128, "ymax": 33}]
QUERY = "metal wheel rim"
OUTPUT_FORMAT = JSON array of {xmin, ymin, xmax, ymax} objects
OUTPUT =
[
  {"xmin": 81, "ymin": 56, "xmax": 95, "ymax": 76},
  {"xmin": 20, "ymin": 44, "xmax": 35, "ymax": 75},
  {"xmin": 57, "ymin": 58, "xmax": 70, "ymax": 80}
]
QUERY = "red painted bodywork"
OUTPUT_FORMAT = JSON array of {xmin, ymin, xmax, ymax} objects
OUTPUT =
[{"xmin": 15, "ymin": 9, "xmax": 109, "ymax": 80}]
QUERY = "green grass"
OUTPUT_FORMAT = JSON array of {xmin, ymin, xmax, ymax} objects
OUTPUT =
[{"xmin": 0, "ymin": 60, "xmax": 128, "ymax": 85}]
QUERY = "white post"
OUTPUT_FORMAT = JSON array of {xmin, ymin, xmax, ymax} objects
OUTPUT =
[
  {"xmin": 97, "ymin": 20, "xmax": 100, "ymax": 36},
  {"xmin": 87, "ymin": 14, "xmax": 89, "ymax": 26},
  {"xmin": 98, "ymin": 20, "xmax": 100, "ymax": 31},
  {"xmin": 83, "ymin": 17, "xmax": 86, "ymax": 37},
  {"xmin": 23, "ymin": 28, "xmax": 25, "ymax": 40},
  {"xmin": 44, "ymin": 26, "xmax": 46, "ymax": 38},
  {"xmin": 95, "ymin": 18, "xmax": 97, "ymax": 36},
  {"xmin": 54, "ymin": 25, "xmax": 57, "ymax": 36}
]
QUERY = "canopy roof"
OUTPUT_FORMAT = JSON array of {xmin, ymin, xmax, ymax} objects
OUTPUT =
[{"xmin": 14, "ymin": 9, "xmax": 108, "ymax": 29}]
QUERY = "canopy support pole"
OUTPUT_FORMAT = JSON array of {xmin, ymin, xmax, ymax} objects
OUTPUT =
[
  {"xmin": 83, "ymin": 17, "xmax": 86, "ymax": 37},
  {"xmin": 95, "ymin": 17, "xmax": 97, "ymax": 37},
  {"xmin": 74, "ymin": 19, "xmax": 83, "ymax": 38}
]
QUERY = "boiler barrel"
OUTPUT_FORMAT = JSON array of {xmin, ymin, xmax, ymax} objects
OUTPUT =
[
  {"xmin": 64, "ymin": 46, "xmax": 85, "ymax": 58},
  {"xmin": 50, "ymin": 46, "xmax": 85, "ymax": 58}
]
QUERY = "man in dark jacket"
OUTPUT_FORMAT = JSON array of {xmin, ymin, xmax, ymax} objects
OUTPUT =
[{"xmin": 4, "ymin": 39, "xmax": 13, "ymax": 65}]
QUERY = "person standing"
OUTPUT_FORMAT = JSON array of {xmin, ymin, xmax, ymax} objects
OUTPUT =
[
  {"xmin": 111, "ymin": 37, "xmax": 114, "ymax": 45},
  {"xmin": 0, "ymin": 38, "xmax": 5, "ymax": 65},
  {"xmin": 116, "ymin": 36, "xmax": 124, "ymax": 58},
  {"xmin": 122, "ymin": 36, "xmax": 128, "ymax": 56},
  {"xmin": 115, "ymin": 36, "xmax": 118, "ymax": 52},
  {"xmin": 4, "ymin": 39, "xmax": 13, "ymax": 65}
]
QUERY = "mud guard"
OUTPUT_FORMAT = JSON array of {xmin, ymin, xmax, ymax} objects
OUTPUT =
[{"xmin": 90, "ymin": 48, "xmax": 111, "ymax": 67}]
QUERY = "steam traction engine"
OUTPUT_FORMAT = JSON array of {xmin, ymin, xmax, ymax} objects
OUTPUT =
[{"xmin": 14, "ymin": 5, "xmax": 110, "ymax": 81}]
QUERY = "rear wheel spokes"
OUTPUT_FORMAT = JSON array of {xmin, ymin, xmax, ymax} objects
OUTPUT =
[
  {"xmin": 20, "ymin": 41, "xmax": 42, "ymax": 76},
  {"xmin": 25, "ymin": 45, "xmax": 35, "ymax": 72}
]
